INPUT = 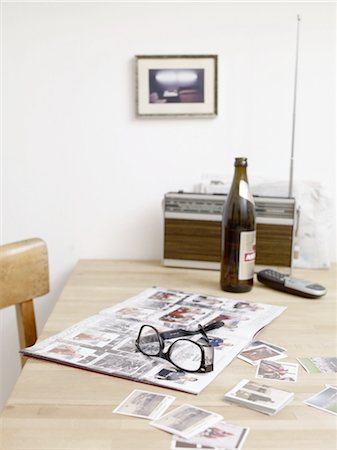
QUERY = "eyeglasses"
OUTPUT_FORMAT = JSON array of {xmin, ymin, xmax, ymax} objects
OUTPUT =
[{"xmin": 135, "ymin": 321, "xmax": 224, "ymax": 373}]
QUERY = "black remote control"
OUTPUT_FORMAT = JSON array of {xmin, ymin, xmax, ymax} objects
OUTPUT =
[{"xmin": 257, "ymin": 269, "xmax": 327, "ymax": 299}]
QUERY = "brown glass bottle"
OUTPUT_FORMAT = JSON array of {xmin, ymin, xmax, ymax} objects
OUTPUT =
[{"xmin": 220, "ymin": 157, "xmax": 256, "ymax": 292}]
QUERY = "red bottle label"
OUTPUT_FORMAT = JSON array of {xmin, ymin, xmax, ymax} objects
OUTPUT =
[{"xmin": 238, "ymin": 231, "xmax": 256, "ymax": 280}]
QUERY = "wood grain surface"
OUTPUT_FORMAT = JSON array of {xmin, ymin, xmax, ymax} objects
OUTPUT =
[{"xmin": 1, "ymin": 260, "xmax": 336, "ymax": 450}]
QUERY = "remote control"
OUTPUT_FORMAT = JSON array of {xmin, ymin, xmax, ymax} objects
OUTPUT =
[{"xmin": 257, "ymin": 269, "xmax": 327, "ymax": 298}]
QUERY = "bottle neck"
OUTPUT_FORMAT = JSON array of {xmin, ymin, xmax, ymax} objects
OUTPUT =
[
  {"xmin": 227, "ymin": 164, "xmax": 254, "ymax": 204},
  {"xmin": 233, "ymin": 165, "xmax": 248, "ymax": 183}
]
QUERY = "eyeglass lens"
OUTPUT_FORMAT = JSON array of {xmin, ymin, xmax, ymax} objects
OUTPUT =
[
  {"xmin": 137, "ymin": 326, "xmax": 161, "ymax": 356},
  {"xmin": 138, "ymin": 325, "xmax": 204, "ymax": 372},
  {"xmin": 169, "ymin": 339, "xmax": 202, "ymax": 371}
]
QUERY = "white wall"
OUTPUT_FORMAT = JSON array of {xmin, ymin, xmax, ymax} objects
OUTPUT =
[{"xmin": 1, "ymin": 2, "xmax": 335, "ymax": 411}]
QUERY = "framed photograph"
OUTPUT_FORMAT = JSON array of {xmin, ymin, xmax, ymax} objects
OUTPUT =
[{"xmin": 135, "ymin": 55, "xmax": 218, "ymax": 117}]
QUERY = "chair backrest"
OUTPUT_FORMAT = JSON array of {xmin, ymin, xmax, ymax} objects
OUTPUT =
[{"xmin": 0, "ymin": 238, "xmax": 49, "ymax": 362}]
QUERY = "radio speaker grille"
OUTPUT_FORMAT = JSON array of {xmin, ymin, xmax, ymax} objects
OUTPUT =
[{"xmin": 164, "ymin": 219, "xmax": 293, "ymax": 267}]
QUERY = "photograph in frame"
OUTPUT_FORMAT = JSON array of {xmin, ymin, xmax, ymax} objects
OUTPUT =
[{"xmin": 136, "ymin": 55, "xmax": 218, "ymax": 117}]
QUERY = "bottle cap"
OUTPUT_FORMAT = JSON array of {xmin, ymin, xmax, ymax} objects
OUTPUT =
[{"xmin": 234, "ymin": 157, "xmax": 248, "ymax": 167}]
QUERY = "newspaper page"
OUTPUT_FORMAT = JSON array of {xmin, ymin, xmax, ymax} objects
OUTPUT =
[{"xmin": 22, "ymin": 287, "xmax": 286, "ymax": 394}]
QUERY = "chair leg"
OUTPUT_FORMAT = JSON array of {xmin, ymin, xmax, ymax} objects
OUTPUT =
[{"xmin": 15, "ymin": 300, "xmax": 37, "ymax": 366}]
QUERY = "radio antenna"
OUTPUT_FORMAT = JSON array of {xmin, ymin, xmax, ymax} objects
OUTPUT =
[{"xmin": 288, "ymin": 14, "xmax": 301, "ymax": 198}]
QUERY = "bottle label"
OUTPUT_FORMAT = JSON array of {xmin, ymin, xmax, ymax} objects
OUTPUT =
[
  {"xmin": 238, "ymin": 230, "xmax": 256, "ymax": 280},
  {"xmin": 239, "ymin": 180, "xmax": 254, "ymax": 204}
]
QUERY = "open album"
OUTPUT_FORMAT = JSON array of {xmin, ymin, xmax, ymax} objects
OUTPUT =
[{"xmin": 22, "ymin": 287, "xmax": 286, "ymax": 394}]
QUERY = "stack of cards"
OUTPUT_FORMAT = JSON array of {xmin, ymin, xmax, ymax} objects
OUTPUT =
[
  {"xmin": 114, "ymin": 389, "xmax": 251, "ymax": 448},
  {"xmin": 224, "ymin": 379, "xmax": 294, "ymax": 415}
]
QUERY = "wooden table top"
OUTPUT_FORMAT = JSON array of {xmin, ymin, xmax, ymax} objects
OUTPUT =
[{"xmin": 1, "ymin": 260, "xmax": 336, "ymax": 450}]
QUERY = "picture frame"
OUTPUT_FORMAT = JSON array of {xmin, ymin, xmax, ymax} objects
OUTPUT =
[{"xmin": 135, "ymin": 55, "xmax": 218, "ymax": 117}]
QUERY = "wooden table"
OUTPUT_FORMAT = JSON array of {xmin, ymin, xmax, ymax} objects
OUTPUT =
[{"xmin": 1, "ymin": 260, "xmax": 336, "ymax": 449}]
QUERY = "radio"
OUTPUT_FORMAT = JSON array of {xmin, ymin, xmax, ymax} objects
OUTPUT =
[{"xmin": 163, "ymin": 192, "xmax": 297, "ymax": 273}]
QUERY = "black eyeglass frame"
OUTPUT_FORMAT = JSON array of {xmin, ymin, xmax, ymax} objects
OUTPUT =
[{"xmin": 135, "ymin": 321, "xmax": 223, "ymax": 373}]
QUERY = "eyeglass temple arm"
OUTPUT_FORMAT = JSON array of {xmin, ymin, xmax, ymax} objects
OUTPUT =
[
  {"xmin": 160, "ymin": 321, "xmax": 224, "ymax": 340},
  {"xmin": 203, "ymin": 321, "xmax": 224, "ymax": 332}
]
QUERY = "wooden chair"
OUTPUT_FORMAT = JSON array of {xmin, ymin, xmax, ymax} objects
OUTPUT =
[{"xmin": 0, "ymin": 238, "xmax": 49, "ymax": 365}]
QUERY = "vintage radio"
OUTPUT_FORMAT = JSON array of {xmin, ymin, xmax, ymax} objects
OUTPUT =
[{"xmin": 163, "ymin": 192, "xmax": 296, "ymax": 273}]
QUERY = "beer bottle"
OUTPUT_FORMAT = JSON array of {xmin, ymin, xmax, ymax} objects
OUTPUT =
[{"xmin": 220, "ymin": 157, "xmax": 256, "ymax": 292}]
